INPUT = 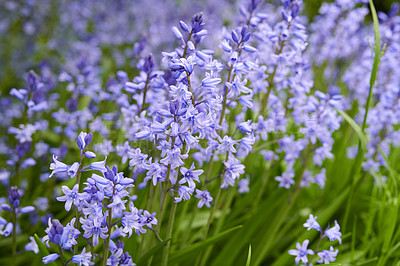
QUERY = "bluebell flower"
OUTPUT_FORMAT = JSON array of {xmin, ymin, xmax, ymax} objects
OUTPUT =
[
  {"xmin": 49, "ymin": 155, "xmax": 69, "ymax": 178},
  {"xmin": 122, "ymin": 202, "xmax": 145, "ymax": 237},
  {"xmin": 217, "ymin": 136, "xmax": 237, "ymax": 154},
  {"xmin": 89, "ymin": 156, "xmax": 108, "ymax": 173},
  {"xmin": 288, "ymin": 239, "xmax": 314, "ymax": 265},
  {"xmin": 324, "ymin": 220, "xmax": 342, "ymax": 244},
  {"xmin": 179, "ymin": 163, "xmax": 203, "ymax": 189},
  {"xmin": 42, "ymin": 253, "xmax": 60, "ymax": 264},
  {"xmin": 317, "ymin": 246, "xmax": 338, "ymax": 264},
  {"xmin": 140, "ymin": 211, "xmax": 158, "ymax": 228},
  {"xmin": 195, "ymin": 189, "xmax": 213, "ymax": 208},
  {"xmin": 77, "ymin": 131, "xmax": 93, "ymax": 150},
  {"xmin": 303, "ymin": 214, "xmax": 321, "ymax": 231},
  {"xmin": 275, "ymin": 170, "xmax": 295, "ymax": 189},
  {"xmin": 60, "ymin": 218, "xmax": 80, "ymax": 249},
  {"xmin": 174, "ymin": 186, "xmax": 193, "ymax": 203},
  {"xmin": 24, "ymin": 236, "xmax": 39, "ymax": 254},
  {"xmin": 80, "ymin": 216, "xmax": 108, "ymax": 246},
  {"xmin": 238, "ymin": 178, "xmax": 250, "ymax": 193},
  {"xmin": 57, "ymin": 184, "xmax": 83, "ymax": 211},
  {"xmin": 172, "ymin": 26, "xmax": 183, "ymax": 40},
  {"xmin": 43, "ymin": 219, "xmax": 64, "ymax": 247},
  {"xmin": 67, "ymin": 162, "xmax": 80, "ymax": 178},
  {"xmin": 160, "ymin": 147, "xmax": 188, "ymax": 169},
  {"xmin": 223, "ymin": 155, "xmax": 245, "ymax": 188},
  {"xmin": 8, "ymin": 124, "xmax": 36, "ymax": 143},
  {"xmin": 238, "ymin": 121, "xmax": 252, "ymax": 134},
  {"xmin": 0, "ymin": 222, "xmax": 13, "ymax": 237},
  {"xmin": 72, "ymin": 247, "xmax": 94, "ymax": 266}
]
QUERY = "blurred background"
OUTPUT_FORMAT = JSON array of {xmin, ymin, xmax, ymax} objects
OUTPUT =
[{"xmin": 0, "ymin": 0, "xmax": 399, "ymax": 91}]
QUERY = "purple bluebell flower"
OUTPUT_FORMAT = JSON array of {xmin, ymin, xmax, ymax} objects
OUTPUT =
[
  {"xmin": 80, "ymin": 216, "xmax": 108, "ymax": 247},
  {"xmin": 217, "ymin": 136, "xmax": 237, "ymax": 154},
  {"xmin": 60, "ymin": 218, "xmax": 80, "ymax": 250},
  {"xmin": 179, "ymin": 163, "xmax": 203, "ymax": 189},
  {"xmin": 160, "ymin": 147, "xmax": 188, "ymax": 169},
  {"xmin": 49, "ymin": 155, "xmax": 69, "ymax": 178},
  {"xmin": 8, "ymin": 186, "xmax": 21, "ymax": 208},
  {"xmin": 324, "ymin": 220, "xmax": 342, "ymax": 244},
  {"xmin": 68, "ymin": 162, "xmax": 80, "ymax": 178},
  {"xmin": 238, "ymin": 178, "xmax": 250, "ymax": 193},
  {"xmin": 195, "ymin": 189, "xmax": 213, "ymax": 208},
  {"xmin": 303, "ymin": 214, "xmax": 321, "ymax": 231},
  {"xmin": 275, "ymin": 170, "xmax": 295, "ymax": 189},
  {"xmin": 140, "ymin": 211, "xmax": 158, "ymax": 228},
  {"xmin": 56, "ymin": 184, "xmax": 83, "ymax": 211},
  {"xmin": 89, "ymin": 156, "xmax": 108, "ymax": 173},
  {"xmin": 0, "ymin": 222, "xmax": 13, "ymax": 237},
  {"xmin": 42, "ymin": 254, "xmax": 60, "ymax": 264},
  {"xmin": 72, "ymin": 247, "xmax": 94, "ymax": 266},
  {"xmin": 24, "ymin": 236, "xmax": 39, "ymax": 254},
  {"xmin": 174, "ymin": 186, "xmax": 193, "ymax": 203},
  {"xmin": 317, "ymin": 246, "xmax": 338, "ymax": 264},
  {"xmin": 288, "ymin": 239, "xmax": 314, "ymax": 265},
  {"xmin": 77, "ymin": 132, "xmax": 93, "ymax": 150},
  {"xmin": 43, "ymin": 219, "xmax": 64, "ymax": 247}
]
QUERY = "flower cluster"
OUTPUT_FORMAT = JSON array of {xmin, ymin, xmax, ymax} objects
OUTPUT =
[
  {"xmin": 0, "ymin": 0, "xmax": 398, "ymax": 264},
  {"xmin": 289, "ymin": 214, "xmax": 342, "ymax": 265}
]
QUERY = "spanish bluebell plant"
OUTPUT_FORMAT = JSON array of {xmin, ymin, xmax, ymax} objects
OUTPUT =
[{"xmin": 0, "ymin": 0, "xmax": 399, "ymax": 265}]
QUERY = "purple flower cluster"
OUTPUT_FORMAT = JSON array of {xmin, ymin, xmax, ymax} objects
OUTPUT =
[
  {"xmin": 289, "ymin": 214, "xmax": 342, "ymax": 265},
  {"xmin": 0, "ymin": 0, "xmax": 398, "ymax": 264}
]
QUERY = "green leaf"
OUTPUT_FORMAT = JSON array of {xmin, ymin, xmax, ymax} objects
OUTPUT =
[
  {"xmin": 168, "ymin": 225, "xmax": 242, "ymax": 264},
  {"xmin": 336, "ymin": 109, "xmax": 367, "ymax": 150},
  {"xmin": 246, "ymin": 245, "xmax": 252, "ymax": 266},
  {"xmin": 378, "ymin": 145, "xmax": 398, "ymax": 195},
  {"xmin": 136, "ymin": 237, "xmax": 172, "ymax": 265},
  {"xmin": 362, "ymin": 0, "xmax": 382, "ymax": 131},
  {"xmin": 369, "ymin": 0, "xmax": 381, "ymax": 89},
  {"xmin": 33, "ymin": 234, "xmax": 57, "ymax": 266}
]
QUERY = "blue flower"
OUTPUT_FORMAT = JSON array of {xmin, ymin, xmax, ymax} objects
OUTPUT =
[
  {"xmin": 174, "ymin": 186, "xmax": 193, "ymax": 203},
  {"xmin": 288, "ymin": 239, "xmax": 314, "ymax": 265},
  {"xmin": 195, "ymin": 189, "xmax": 213, "ymax": 208},
  {"xmin": 275, "ymin": 170, "xmax": 295, "ymax": 189},
  {"xmin": 303, "ymin": 214, "xmax": 321, "ymax": 231},
  {"xmin": 49, "ymin": 155, "xmax": 69, "ymax": 178},
  {"xmin": 324, "ymin": 220, "xmax": 342, "ymax": 244},
  {"xmin": 72, "ymin": 247, "xmax": 94, "ymax": 266},
  {"xmin": 179, "ymin": 163, "xmax": 203, "ymax": 189},
  {"xmin": 24, "ymin": 236, "xmax": 39, "ymax": 254},
  {"xmin": 76, "ymin": 132, "xmax": 93, "ymax": 150},
  {"xmin": 317, "ymin": 246, "xmax": 338, "ymax": 264},
  {"xmin": 80, "ymin": 216, "xmax": 108, "ymax": 247},
  {"xmin": 56, "ymin": 184, "xmax": 83, "ymax": 211},
  {"xmin": 42, "ymin": 253, "xmax": 60, "ymax": 264}
]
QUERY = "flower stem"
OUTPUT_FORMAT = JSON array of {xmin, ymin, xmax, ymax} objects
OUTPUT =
[
  {"xmin": 102, "ymin": 184, "xmax": 116, "ymax": 266},
  {"xmin": 74, "ymin": 151, "xmax": 84, "ymax": 254},
  {"xmin": 59, "ymin": 245, "xmax": 66, "ymax": 266},
  {"xmin": 12, "ymin": 208, "xmax": 16, "ymax": 266},
  {"xmin": 161, "ymin": 201, "xmax": 177, "ymax": 266}
]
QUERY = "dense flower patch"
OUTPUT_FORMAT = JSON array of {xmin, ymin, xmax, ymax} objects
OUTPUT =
[{"xmin": 0, "ymin": 0, "xmax": 399, "ymax": 265}]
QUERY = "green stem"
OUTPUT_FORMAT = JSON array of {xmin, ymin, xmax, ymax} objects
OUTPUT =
[
  {"xmin": 59, "ymin": 245, "xmax": 66, "ymax": 266},
  {"xmin": 161, "ymin": 201, "xmax": 177, "ymax": 266},
  {"xmin": 74, "ymin": 151, "xmax": 84, "ymax": 254},
  {"xmin": 219, "ymin": 65, "xmax": 234, "ymax": 127},
  {"xmin": 156, "ymin": 137, "xmax": 176, "ymax": 234},
  {"xmin": 12, "ymin": 208, "xmax": 16, "ymax": 266},
  {"xmin": 102, "ymin": 184, "xmax": 116, "ymax": 266},
  {"xmin": 186, "ymin": 72, "xmax": 196, "ymax": 105}
]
